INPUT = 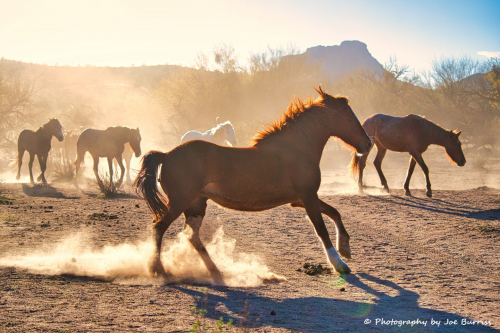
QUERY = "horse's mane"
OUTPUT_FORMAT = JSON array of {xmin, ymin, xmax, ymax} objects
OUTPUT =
[
  {"xmin": 250, "ymin": 87, "xmax": 349, "ymax": 144},
  {"xmin": 37, "ymin": 118, "xmax": 59, "ymax": 132}
]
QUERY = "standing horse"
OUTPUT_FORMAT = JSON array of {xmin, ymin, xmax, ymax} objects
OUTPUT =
[
  {"xmin": 74, "ymin": 127, "xmax": 141, "ymax": 188},
  {"xmin": 14, "ymin": 119, "xmax": 64, "ymax": 185},
  {"xmin": 350, "ymin": 114, "xmax": 466, "ymax": 197},
  {"xmin": 134, "ymin": 87, "xmax": 372, "ymax": 283},
  {"xmin": 180, "ymin": 120, "xmax": 238, "ymax": 146}
]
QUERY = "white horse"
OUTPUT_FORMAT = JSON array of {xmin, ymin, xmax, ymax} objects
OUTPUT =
[{"xmin": 180, "ymin": 120, "xmax": 238, "ymax": 146}]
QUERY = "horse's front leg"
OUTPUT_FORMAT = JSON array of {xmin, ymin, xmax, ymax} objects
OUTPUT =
[
  {"xmin": 411, "ymin": 153, "xmax": 432, "ymax": 198},
  {"xmin": 403, "ymin": 157, "xmax": 417, "ymax": 196},
  {"xmin": 298, "ymin": 193, "xmax": 350, "ymax": 274},
  {"xmin": 115, "ymin": 155, "xmax": 125, "ymax": 188},
  {"xmin": 37, "ymin": 153, "xmax": 48, "ymax": 185},
  {"xmin": 291, "ymin": 199, "xmax": 351, "ymax": 259}
]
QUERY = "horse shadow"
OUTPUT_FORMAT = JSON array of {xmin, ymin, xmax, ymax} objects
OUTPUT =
[
  {"xmin": 368, "ymin": 194, "xmax": 500, "ymax": 221},
  {"xmin": 21, "ymin": 184, "xmax": 79, "ymax": 199},
  {"xmin": 174, "ymin": 273, "xmax": 496, "ymax": 332}
]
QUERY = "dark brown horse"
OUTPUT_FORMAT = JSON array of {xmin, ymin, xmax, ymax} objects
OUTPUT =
[
  {"xmin": 74, "ymin": 127, "xmax": 141, "ymax": 188},
  {"xmin": 133, "ymin": 87, "xmax": 372, "ymax": 283},
  {"xmin": 14, "ymin": 118, "xmax": 64, "ymax": 184},
  {"xmin": 350, "ymin": 114, "xmax": 466, "ymax": 197}
]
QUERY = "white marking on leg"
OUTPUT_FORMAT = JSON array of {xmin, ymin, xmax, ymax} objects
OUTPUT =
[{"xmin": 326, "ymin": 247, "xmax": 351, "ymax": 273}]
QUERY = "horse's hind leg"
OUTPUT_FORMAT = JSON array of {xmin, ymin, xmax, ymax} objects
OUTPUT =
[
  {"xmin": 403, "ymin": 156, "xmax": 417, "ymax": 196},
  {"xmin": 149, "ymin": 198, "xmax": 192, "ymax": 278},
  {"xmin": 183, "ymin": 196, "xmax": 224, "ymax": 285},
  {"xmin": 292, "ymin": 199, "xmax": 351, "ymax": 259},
  {"xmin": 107, "ymin": 156, "xmax": 115, "ymax": 192},
  {"xmin": 373, "ymin": 145, "xmax": 389, "ymax": 192},
  {"xmin": 92, "ymin": 155, "xmax": 103, "ymax": 187}
]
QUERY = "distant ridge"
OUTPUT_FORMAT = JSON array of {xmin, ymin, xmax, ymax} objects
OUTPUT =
[{"xmin": 304, "ymin": 40, "xmax": 383, "ymax": 81}]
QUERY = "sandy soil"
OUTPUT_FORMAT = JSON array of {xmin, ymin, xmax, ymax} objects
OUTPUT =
[{"xmin": 0, "ymin": 151, "xmax": 499, "ymax": 332}]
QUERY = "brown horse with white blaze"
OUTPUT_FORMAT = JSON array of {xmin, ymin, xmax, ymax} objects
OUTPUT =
[
  {"xmin": 133, "ymin": 87, "xmax": 372, "ymax": 283},
  {"xmin": 14, "ymin": 118, "xmax": 64, "ymax": 185},
  {"xmin": 350, "ymin": 114, "xmax": 466, "ymax": 197},
  {"xmin": 74, "ymin": 127, "xmax": 141, "ymax": 188}
]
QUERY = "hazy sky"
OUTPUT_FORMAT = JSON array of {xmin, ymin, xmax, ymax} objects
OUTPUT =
[{"xmin": 1, "ymin": 0, "xmax": 499, "ymax": 72}]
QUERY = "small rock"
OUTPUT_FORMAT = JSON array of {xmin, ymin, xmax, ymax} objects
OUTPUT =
[
  {"xmin": 135, "ymin": 204, "xmax": 140, "ymax": 208},
  {"xmin": 270, "ymin": 310, "xmax": 276, "ymax": 315},
  {"xmin": 340, "ymin": 287, "xmax": 346, "ymax": 292},
  {"xmin": 71, "ymin": 258, "xmax": 77, "ymax": 263}
]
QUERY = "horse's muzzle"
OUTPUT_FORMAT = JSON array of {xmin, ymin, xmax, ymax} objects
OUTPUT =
[{"xmin": 458, "ymin": 158, "xmax": 466, "ymax": 167}]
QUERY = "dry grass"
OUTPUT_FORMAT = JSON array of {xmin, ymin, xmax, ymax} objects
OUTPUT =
[
  {"xmin": 50, "ymin": 160, "xmax": 76, "ymax": 183},
  {"xmin": 94, "ymin": 170, "xmax": 124, "ymax": 198}
]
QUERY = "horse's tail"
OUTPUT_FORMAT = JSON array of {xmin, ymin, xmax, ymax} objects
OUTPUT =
[
  {"xmin": 348, "ymin": 151, "xmax": 361, "ymax": 180},
  {"xmin": 133, "ymin": 151, "xmax": 169, "ymax": 224},
  {"xmin": 74, "ymin": 138, "xmax": 86, "ymax": 166},
  {"xmin": 10, "ymin": 135, "xmax": 24, "ymax": 179},
  {"xmin": 9, "ymin": 152, "xmax": 20, "ymax": 168}
]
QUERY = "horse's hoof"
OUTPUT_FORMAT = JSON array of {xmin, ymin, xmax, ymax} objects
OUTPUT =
[
  {"xmin": 334, "ymin": 262, "xmax": 351, "ymax": 274},
  {"xmin": 405, "ymin": 190, "xmax": 411, "ymax": 196},
  {"xmin": 338, "ymin": 243, "xmax": 352, "ymax": 259},
  {"xmin": 383, "ymin": 187, "xmax": 390, "ymax": 193},
  {"xmin": 148, "ymin": 257, "xmax": 173, "ymax": 280},
  {"xmin": 426, "ymin": 191, "xmax": 432, "ymax": 198},
  {"xmin": 211, "ymin": 273, "xmax": 226, "ymax": 286},
  {"xmin": 15, "ymin": 175, "xmax": 20, "ymax": 180}
]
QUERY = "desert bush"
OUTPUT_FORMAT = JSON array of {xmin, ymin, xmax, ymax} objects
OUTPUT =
[
  {"xmin": 94, "ymin": 170, "xmax": 123, "ymax": 198},
  {"xmin": 49, "ymin": 159, "xmax": 75, "ymax": 183}
]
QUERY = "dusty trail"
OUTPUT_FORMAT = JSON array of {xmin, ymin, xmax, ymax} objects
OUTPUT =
[{"xmin": 0, "ymin": 162, "xmax": 499, "ymax": 332}]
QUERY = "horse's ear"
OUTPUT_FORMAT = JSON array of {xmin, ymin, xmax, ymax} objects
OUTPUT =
[
  {"xmin": 456, "ymin": 130, "xmax": 462, "ymax": 137},
  {"xmin": 216, "ymin": 117, "xmax": 221, "ymax": 125}
]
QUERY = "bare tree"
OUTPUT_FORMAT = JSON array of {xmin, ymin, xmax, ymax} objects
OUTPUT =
[{"xmin": 0, "ymin": 66, "xmax": 44, "ymax": 149}]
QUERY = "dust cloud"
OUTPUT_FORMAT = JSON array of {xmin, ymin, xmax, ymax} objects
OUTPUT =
[{"xmin": 0, "ymin": 227, "xmax": 284, "ymax": 287}]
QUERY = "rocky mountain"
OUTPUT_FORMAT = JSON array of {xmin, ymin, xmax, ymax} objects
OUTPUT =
[{"xmin": 304, "ymin": 40, "xmax": 384, "ymax": 81}]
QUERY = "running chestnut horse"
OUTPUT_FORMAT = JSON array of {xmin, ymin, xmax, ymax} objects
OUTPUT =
[
  {"xmin": 134, "ymin": 87, "xmax": 372, "ymax": 283},
  {"xmin": 350, "ymin": 114, "xmax": 466, "ymax": 198},
  {"xmin": 74, "ymin": 127, "xmax": 141, "ymax": 188},
  {"xmin": 14, "ymin": 118, "xmax": 64, "ymax": 185}
]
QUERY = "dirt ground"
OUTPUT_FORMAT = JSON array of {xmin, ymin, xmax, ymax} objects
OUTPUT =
[{"xmin": 0, "ymin": 148, "xmax": 499, "ymax": 332}]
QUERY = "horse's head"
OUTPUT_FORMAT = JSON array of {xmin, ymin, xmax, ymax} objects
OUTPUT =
[
  {"xmin": 317, "ymin": 88, "xmax": 372, "ymax": 154},
  {"xmin": 129, "ymin": 128, "xmax": 142, "ymax": 157},
  {"xmin": 444, "ymin": 130, "xmax": 466, "ymax": 167},
  {"xmin": 47, "ymin": 118, "xmax": 64, "ymax": 142},
  {"xmin": 221, "ymin": 122, "xmax": 238, "ymax": 147}
]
